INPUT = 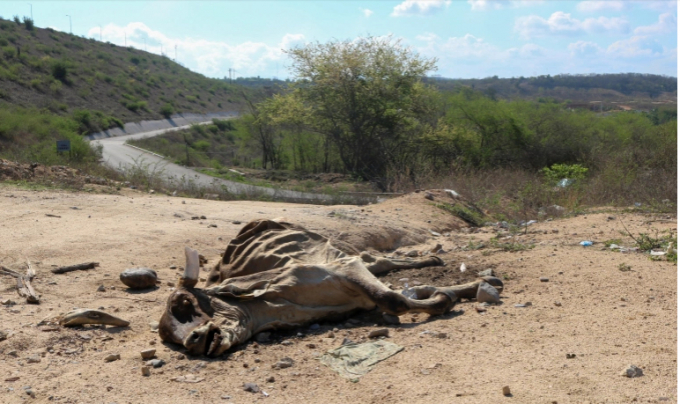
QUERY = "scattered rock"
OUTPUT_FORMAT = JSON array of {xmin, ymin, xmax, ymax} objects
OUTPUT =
[
  {"xmin": 96, "ymin": 285, "xmax": 106, "ymax": 292},
  {"xmin": 148, "ymin": 321, "xmax": 159, "ymax": 331},
  {"xmin": 208, "ymin": 224, "xmax": 217, "ymax": 228},
  {"xmin": 220, "ymin": 395, "xmax": 232, "ymax": 400},
  {"xmin": 167, "ymin": 281, "xmax": 175, "ymax": 287},
  {"xmin": 26, "ymin": 355, "xmax": 41, "ymax": 363},
  {"xmin": 406, "ymin": 250, "xmax": 419, "ymax": 258},
  {"xmin": 243, "ymin": 383, "xmax": 260, "ymax": 393},
  {"xmin": 502, "ymin": 386, "xmax": 511, "ymax": 396},
  {"xmin": 309, "ymin": 323, "xmax": 320, "ymax": 330},
  {"xmin": 171, "ymin": 374, "xmax": 204, "ymax": 383},
  {"xmin": 476, "ymin": 282, "xmax": 500, "ymax": 304},
  {"xmin": 104, "ymin": 353, "xmax": 120, "ymax": 362},
  {"xmin": 478, "ymin": 269, "xmax": 495, "ymax": 277},
  {"xmin": 539, "ymin": 277, "xmax": 549, "ymax": 282},
  {"xmin": 1, "ymin": 298, "xmax": 15, "ymax": 306},
  {"xmin": 140, "ymin": 349, "xmax": 156, "ymax": 360},
  {"xmin": 141, "ymin": 366, "xmax": 151, "ymax": 376},
  {"xmin": 200, "ymin": 215, "xmax": 207, "ymax": 220},
  {"xmin": 382, "ymin": 313, "xmax": 400, "ymax": 325},
  {"xmin": 566, "ymin": 353, "xmax": 576, "ymax": 359},
  {"xmin": 424, "ymin": 192, "xmax": 434, "ymax": 201},
  {"xmin": 430, "ymin": 243, "xmax": 442, "ymax": 253},
  {"xmin": 0, "ymin": 330, "xmax": 7, "ymax": 341},
  {"xmin": 233, "ymin": 221, "xmax": 242, "ymax": 225},
  {"xmin": 120, "ymin": 268, "xmax": 158, "ymax": 289},
  {"xmin": 368, "ymin": 328, "xmax": 389, "ymax": 338},
  {"xmin": 621, "ymin": 364, "xmax": 643, "ymax": 378},
  {"xmin": 146, "ymin": 359, "xmax": 165, "ymax": 368},
  {"xmin": 266, "ymin": 376, "xmax": 275, "ymax": 383},
  {"xmin": 554, "ymin": 301, "xmax": 562, "ymax": 307},
  {"xmin": 475, "ymin": 305, "xmax": 487, "ymax": 313},
  {"xmin": 169, "ymin": 265, "xmax": 177, "ymax": 269},
  {"xmin": 272, "ymin": 357, "xmax": 294, "ymax": 369},
  {"xmin": 342, "ymin": 338, "xmax": 355, "ymax": 345}
]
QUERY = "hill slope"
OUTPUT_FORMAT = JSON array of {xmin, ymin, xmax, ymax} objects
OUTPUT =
[{"xmin": 0, "ymin": 17, "xmax": 247, "ymax": 133}]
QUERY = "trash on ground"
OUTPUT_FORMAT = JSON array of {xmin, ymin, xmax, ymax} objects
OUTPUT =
[
  {"xmin": 318, "ymin": 340, "xmax": 403, "ymax": 381},
  {"xmin": 579, "ymin": 241, "xmax": 593, "ymax": 247}
]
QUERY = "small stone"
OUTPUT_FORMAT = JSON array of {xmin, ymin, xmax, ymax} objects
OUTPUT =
[
  {"xmin": 97, "ymin": 285, "xmax": 106, "ymax": 292},
  {"xmin": 554, "ymin": 301, "xmax": 562, "ymax": 307},
  {"xmin": 148, "ymin": 321, "xmax": 159, "ymax": 331},
  {"xmin": 406, "ymin": 250, "xmax": 419, "ymax": 258},
  {"xmin": 208, "ymin": 224, "xmax": 217, "ymax": 228},
  {"xmin": 27, "ymin": 355, "xmax": 41, "ymax": 364},
  {"xmin": 0, "ymin": 331, "xmax": 6, "ymax": 341},
  {"xmin": 382, "ymin": 313, "xmax": 400, "ymax": 325},
  {"xmin": 146, "ymin": 359, "xmax": 164, "ymax": 368},
  {"xmin": 200, "ymin": 215, "xmax": 207, "ymax": 220},
  {"xmin": 539, "ymin": 277, "xmax": 549, "ymax": 282},
  {"xmin": 140, "ymin": 349, "xmax": 156, "ymax": 360},
  {"xmin": 167, "ymin": 281, "xmax": 175, "ymax": 287},
  {"xmin": 120, "ymin": 268, "xmax": 158, "ymax": 289},
  {"xmin": 368, "ymin": 328, "xmax": 389, "ymax": 338},
  {"xmin": 502, "ymin": 386, "xmax": 511, "ymax": 396},
  {"xmin": 25, "ymin": 389, "xmax": 35, "ymax": 398},
  {"xmin": 566, "ymin": 353, "xmax": 576, "ymax": 359},
  {"xmin": 141, "ymin": 366, "xmax": 150, "ymax": 376},
  {"xmin": 306, "ymin": 343, "xmax": 316, "ymax": 349},
  {"xmin": 476, "ymin": 282, "xmax": 500, "ymax": 304},
  {"xmin": 220, "ymin": 395, "xmax": 232, "ymax": 400},
  {"xmin": 424, "ymin": 192, "xmax": 434, "ymax": 201},
  {"xmin": 1, "ymin": 299, "xmax": 15, "ymax": 306},
  {"xmin": 280, "ymin": 340, "xmax": 293, "ymax": 346},
  {"xmin": 620, "ymin": 364, "xmax": 643, "ymax": 378},
  {"xmin": 104, "ymin": 353, "xmax": 120, "ymax": 362},
  {"xmin": 266, "ymin": 376, "xmax": 275, "ymax": 383},
  {"xmin": 341, "ymin": 338, "xmax": 354, "ymax": 345},
  {"xmin": 243, "ymin": 383, "xmax": 260, "ymax": 393},
  {"xmin": 272, "ymin": 357, "xmax": 294, "ymax": 369},
  {"xmin": 177, "ymin": 354, "xmax": 186, "ymax": 360},
  {"xmin": 169, "ymin": 265, "xmax": 177, "ymax": 269},
  {"xmin": 478, "ymin": 269, "xmax": 495, "ymax": 277},
  {"xmin": 309, "ymin": 324, "xmax": 320, "ymax": 330}
]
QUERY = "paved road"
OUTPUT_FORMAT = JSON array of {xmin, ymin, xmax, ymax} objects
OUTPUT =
[{"xmin": 90, "ymin": 122, "xmax": 331, "ymax": 203}]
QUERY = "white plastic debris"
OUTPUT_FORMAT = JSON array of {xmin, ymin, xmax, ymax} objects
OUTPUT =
[
  {"xmin": 460, "ymin": 263, "xmax": 466, "ymax": 272},
  {"xmin": 445, "ymin": 189, "xmax": 460, "ymax": 199}
]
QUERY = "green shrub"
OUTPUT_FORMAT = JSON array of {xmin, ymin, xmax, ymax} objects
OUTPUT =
[
  {"xmin": 2, "ymin": 45, "xmax": 15, "ymax": 59},
  {"xmin": 540, "ymin": 163, "xmax": 588, "ymax": 184},
  {"xmin": 0, "ymin": 38, "xmax": 8, "ymax": 47},
  {"xmin": 160, "ymin": 103, "xmax": 174, "ymax": 118},
  {"xmin": 12, "ymin": 16, "xmax": 20, "ymax": 24},
  {"xmin": 22, "ymin": 17, "xmax": 34, "ymax": 31},
  {"xmin": 192, "ymin": 140, "xmax": 211, "ymax": 151},
  {"xmin": 130, "ymin": 56, "xmax": 141, "ymax": 65},
  {"xmin": 212, "ymin": 119, "xmax": 235, "ymax": 131},
  {"xmin": 51, "ymin": 60, "xmax": 69, "ymax": 82}
]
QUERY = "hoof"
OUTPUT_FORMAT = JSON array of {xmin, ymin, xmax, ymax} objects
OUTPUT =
[{"xmin": 481, "ymin": 276, "xmax": 504, "ymax": 294}]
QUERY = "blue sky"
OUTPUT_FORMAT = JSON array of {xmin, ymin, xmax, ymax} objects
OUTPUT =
[{"xmin": 1, "ymin": 1, "xmax": 677, "ymax": 79}]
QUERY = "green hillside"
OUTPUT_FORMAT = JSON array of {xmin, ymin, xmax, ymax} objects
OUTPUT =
[{"xmin": 0, "ymin": 17, "xmax": 246, "ymax": 133}]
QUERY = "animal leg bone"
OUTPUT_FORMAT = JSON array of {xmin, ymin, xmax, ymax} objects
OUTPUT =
[{"xmin": 59, "ymin": 309, "xmax": 130, "ymax": 327}]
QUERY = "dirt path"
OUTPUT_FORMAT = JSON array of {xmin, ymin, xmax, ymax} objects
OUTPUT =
[{"xmin": 0, "ymin": 185, "xmax": 676, "ymax": 403}]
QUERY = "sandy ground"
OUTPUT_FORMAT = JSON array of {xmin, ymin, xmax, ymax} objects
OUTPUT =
[{"xmin": 0, "ymin": 185, "xmax": 676, "ymax": 404}]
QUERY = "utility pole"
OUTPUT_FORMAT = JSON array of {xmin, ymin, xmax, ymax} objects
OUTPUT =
[
  {"xmin": 99, "ymin": 25, "xmax": 102, "ymax": 41},
  {"xmin": 27, "ymin": 3, "xmax": 32, "ymax": 20},
  {"xmin": 174, "ymin": 44, "xmax": 177, "ymax": 61},
  {"xmin": 66, "ymin": 15, "xmax": 71, "ymax": 34},
  {"xmin": 144, "ymin": 38, "xmax": 146, "ymax": 51}
]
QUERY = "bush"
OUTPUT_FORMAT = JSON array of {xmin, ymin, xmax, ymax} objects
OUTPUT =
[
  {"xmin": 212, "ymin": 119, "xmax": 235, "ymax": 131},
  {"xmin": 130, "ymin": 56, "xmax": 141, "ymax": 65},
  {"xmin": 51, "ymin": 60, "xmax": 68, "ymax": 82},
  {"xmin": 192, "ymin": 140, "xmax": 211, "ymax": 151},
  {"xmin": 22, "ymin": 17, "xmax": 34, "ymax": 31},
  {"xmin": 2, "ymin": 45, "xmax": 15, "ymax": 59},
  {"xmin": 0, "ymin": 38, "xmax": 8, "ymax": 47},
  {"xmin": 12, "ymin": 16, "xmax": 20, "ymax": 25},
  {"xmin": 540, "ymin": 163, "xmax": 588, "ymax": 184},
  {"xmin": 160, "ymin": 103, "xmax": 174, "ymax": 118}
]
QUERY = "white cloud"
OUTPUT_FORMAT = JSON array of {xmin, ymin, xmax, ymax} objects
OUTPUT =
[
  {"xmin": 515, "ymin": 12, "xmax": 629, "ymax": 38},
  {"xmin": 468, "ymin": 0, "xmax": 543, "ymax": 11},
  {"xmin": 391, "ymin": 0, "xmax": 451, "ymax": 17},
  {"xmin": 568, "ymin": 40, "xmax": 603, "ymax": 57},
  {"xmin": 86, "ymin": 22, "xmax": 304, "ymax": 78},
  {"xmin": 361, "ymin": 8, "xmax": 374, "ymax": 17},
  {"xmin": 634, "ymin": 13, "xmax": 677, "ymax": 35},
  {"xmin": 607, "ymin": 35, "xmax": 665, "ymax": 58},
  {"xmin": 576, "ymin": 1, "xmax": 627, "ymax": 12}
]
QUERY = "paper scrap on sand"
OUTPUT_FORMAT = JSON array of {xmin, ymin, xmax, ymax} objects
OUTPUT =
[
  {"xmin": 319, "ymin": 341, "xmax": 404, "ymax": 381},
  {"xmin": 171, "ymin": 374, "xmax": 204, "ymax": 383}
]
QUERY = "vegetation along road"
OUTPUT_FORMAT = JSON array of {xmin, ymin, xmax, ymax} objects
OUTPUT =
[{"xmin": 91, "ymin": 120, "xmax": 331, "ymax": 203}]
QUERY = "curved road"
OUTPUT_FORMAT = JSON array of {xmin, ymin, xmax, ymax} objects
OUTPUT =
[{"xmin": 91, "ymin": 122, "xmax": 331, "ymax": 203}]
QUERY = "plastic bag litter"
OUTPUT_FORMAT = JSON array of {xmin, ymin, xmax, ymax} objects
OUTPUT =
[
  {"xmin": 445, "ymin": 189, "xmax": 460, "ymax": 199},
  {"xmin": 460, "ymin": 263, "xmax": 467, "ymax": 272},
  {"xmin": 579, "ymin": 241, "xmax": 593, "ymax": 247},
  {"xmin": 318, "ymin": 341, "xmax": 404, "ymax": 381},
  {"xmin": 557, "ymin": 178, "xmax": 575, "ymax": 188}
]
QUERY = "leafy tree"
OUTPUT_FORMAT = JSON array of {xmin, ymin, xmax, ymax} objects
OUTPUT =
[{"xmin": 284, "ymin": 36, "xmax": 438, "ymax": 188}]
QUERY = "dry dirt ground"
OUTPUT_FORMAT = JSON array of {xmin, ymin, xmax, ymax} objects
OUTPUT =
[{"xmin": 0, "ymin": 185, "xmax": 676, "ymax": 404}]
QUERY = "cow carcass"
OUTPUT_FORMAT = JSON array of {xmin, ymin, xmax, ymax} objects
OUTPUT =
[{"xmin": 159, "ymin": 219, "xmax": 503, "ymax": 357}]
